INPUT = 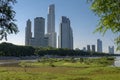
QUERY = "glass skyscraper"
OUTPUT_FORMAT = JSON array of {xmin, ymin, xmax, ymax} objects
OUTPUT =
[
  {"xmin": 97, "ymin": 39, "xmax": 102, "ymax": 53},
  {"xmin": 58, "ymin": 16, "xmax": 73, "ymax": 49}
]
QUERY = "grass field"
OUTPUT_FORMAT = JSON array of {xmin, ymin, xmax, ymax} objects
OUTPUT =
[{"xmin": 0, "ymin": 57, "xmax": 120, "ymax": 80}]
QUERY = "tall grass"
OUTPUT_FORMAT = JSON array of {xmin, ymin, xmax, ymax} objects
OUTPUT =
[{"xmin": 0, "ymin": 57, "xmax": 119, "ymax": 80}]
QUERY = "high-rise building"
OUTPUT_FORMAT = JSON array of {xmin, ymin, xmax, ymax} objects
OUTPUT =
[
  {"xmin": 25, "ymin": 19, "xmax": 32, "ymax": 46},
  {"xmin": 34, "ymin": 17, "xmax": 45, "ymax": 47},
  {"xmin": 87, "ymin": 45, "xmax": 90, "ymax": 51},
  {"xmin": 108, "ymin": 46, "xmax": 114, "ymax": 54},
  {"xmin": 58, "ymin": 16, "xmax": 73, "ymax": 49},
  {"xmin": 25, "ymin": 17, "xmax": 48, "ymax": 47},
  {"xmin": 92, "ymin": 45, "xmax": 95, "ymax": 52},
  {"xmin": 47, "ymin": 4, "xmax": 56, "ymax": 48},
  {"xmin": 97, "ymin": 39, "xmax": 102, "ymax": 53},
  {"xmin": 83, "ymin": 47, "xmax": 86, "ymax": 51}
]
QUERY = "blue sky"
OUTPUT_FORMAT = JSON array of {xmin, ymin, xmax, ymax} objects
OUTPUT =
[{"xmin": 1, "ymin": 0, "xmax": 119, "ymax": 53}]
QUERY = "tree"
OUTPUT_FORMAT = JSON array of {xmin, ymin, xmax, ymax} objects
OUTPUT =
[
  {"xmin": 88, "ymin": 0, "xmax": 120, "ymax": 50},
  {"xmin": 0, "ymin": 0, "xmax": 18, "ymax": 40}
]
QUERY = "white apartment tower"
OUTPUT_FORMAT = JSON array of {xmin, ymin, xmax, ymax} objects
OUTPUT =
[
  {"xmin": 47, "ymin": 4, "xmax": 56, "ymax": 48},
  {"xmin": 25, "ymin": 19, "xmax": 32, "ymax": 45},
  {"xmin": 58, "ymin": 16, "xmax": 73, "ymax": 49},
  {"xmin": 97, "ymin": 39, "xmax": 102, "ymax": 53}
]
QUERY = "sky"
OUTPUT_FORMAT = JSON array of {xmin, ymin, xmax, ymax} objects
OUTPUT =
[{"xmin": 1, "ymin": 0, "xmax": 119, "ymax": 53}]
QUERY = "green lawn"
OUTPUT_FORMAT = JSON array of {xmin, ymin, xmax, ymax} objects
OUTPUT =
[{"xmin": 0, "ymin": 57, "xmax": 120, "ymax": 80}]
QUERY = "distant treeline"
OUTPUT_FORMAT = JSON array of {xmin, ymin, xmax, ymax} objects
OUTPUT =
[
  {"xmin": 0, "ymin": 42, "xmax": 119, "ymax": 57},
  {"xmin": 0, "ymin": 42, "xmax": 35, "ymax": 56}
]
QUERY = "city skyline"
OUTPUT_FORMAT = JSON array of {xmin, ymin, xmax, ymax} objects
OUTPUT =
[
  {"xmin": 0, "ymin": 0, "xmax": 119, "ymax": 53},
  {"xmin": 25, "ymin": 17, "xmax": 48, "ymax": 47},
  {"xmin": 25, "ymin": 5, "xmax": 73, "ymax": 49}
]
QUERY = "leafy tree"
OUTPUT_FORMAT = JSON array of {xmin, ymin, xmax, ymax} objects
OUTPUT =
[
  {"xmin": 0, "ymin": 0, "xmax": 18, "ymax": 40},
  {"xmin": 88, "ymin": 0, "xmax": 120, "ymax": 50},
  {"xmin": 0, "ymin": 42, "xmax": 35, "ymax": 56}
]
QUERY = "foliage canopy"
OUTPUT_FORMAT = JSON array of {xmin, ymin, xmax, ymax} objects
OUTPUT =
[
  {"xmin": 0, "ymin": 0, "xmax": 18, "ymax": 40},
  {"xmin": 88, "ymin": 0, "xmax": 120, "ymax": 50}
]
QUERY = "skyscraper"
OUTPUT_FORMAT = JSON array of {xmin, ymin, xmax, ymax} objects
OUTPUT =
[
  {"xmin": 108, "ymin": 46, "xmax": 114, "ymax": 54},
  {"xmin": 25, "ymin": 17, "xmax": 48, "ymax": 47},
  {"xmin": 83, "ymin": 47, "xmax": 86, "ymax": 51},
  {"xmin": 87, "ymin": 45, "xmax": 90, "ymax": 51},
  {"xmin": 34, "ymin": 17, "xmax": 45, "ymax": 47},
  {"xmin": 58, "ymin": 16, "xmax": 73, "ymax": 49},
  {"xmin": 92, "ymin": 45, "xmax": 95, "ymax": 52},
  {"xmin": 47, "ymin": 4, "xmax": 56, "ymax": 48},
  {"xmin": 25, "ymin": 19, "xmax": 32, "ymax": 46},
  {"xmin": 97, "ymin": 39, "xmax": 102, "ymax": 53}
]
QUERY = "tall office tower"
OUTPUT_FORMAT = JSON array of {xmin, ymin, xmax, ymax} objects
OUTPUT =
[
  {"xmin": 87, "ymin": 45, "xmax": 91, "ymax": 51},
  {"xmin": 97, "ymin": 39, "xmax": 102, "ymax": 53},
  {"xmin": 25, "ymin": 19, "xmax": 32, "ymax": 46},
  {"xmin": 47, "ymin": 4, "xmax": 56, "ymax": 48},
  {"xmin": 58, "ymin": 16, "xmax": 73, "ymax": 49},
  {"xmin": 34, "ymin": 17, "xmax": 45, "ymax": 47},
  {"xmin": 108, "ymin": 46, "xmax": 114, "ymax": 54},
  {"xmin": 83, "ymin": 47, "xmax": 86, "ymax": 51},
  {"xmin": 92, "ymin": 45, "xmax": 95, "ymax": 52}
]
